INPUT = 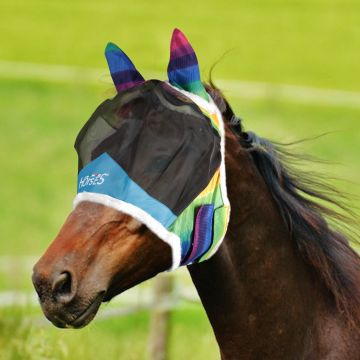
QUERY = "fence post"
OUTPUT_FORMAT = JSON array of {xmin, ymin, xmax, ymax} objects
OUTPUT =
[{"xmin": 147, "ymin": 273, "xmax": 173, "ymax": 360}]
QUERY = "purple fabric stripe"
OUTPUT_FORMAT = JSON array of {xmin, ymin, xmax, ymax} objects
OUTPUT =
[
  {"xmin": 112, "ymin": 70, "xmax": 144, "ymax": 88},
  {"xmin": 183, "ymin": 205, "xmax": 214, "ymax": 265},
  {"xmin": 168, "ymin": 52, "xmax": 198, "ymax": 72},
  {"xmin": 170, "ymin": 43, "xmax": 195, "ymax": 58},
  {"xmin": 116, "ymin": 80, "xmax": 144, "ymax": 92}
]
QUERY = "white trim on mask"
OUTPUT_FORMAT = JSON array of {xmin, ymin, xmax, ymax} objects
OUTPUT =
[{"xmin": 73, "ymin": 192, "xmax": 182, "ymax": 271}]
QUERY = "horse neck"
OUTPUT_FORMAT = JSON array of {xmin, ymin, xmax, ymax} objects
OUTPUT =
[{"xmin": 188, "ymin": 126, "xmax": 325, "ymax": 358}]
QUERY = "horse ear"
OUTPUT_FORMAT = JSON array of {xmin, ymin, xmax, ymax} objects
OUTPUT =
[
  {"xmin": 105, "ymin": 42, "xmax": 145, "ymax": 93},
  {"xmin": 167, "ymin": 29, "xmax": 209, "ymax": 101}
]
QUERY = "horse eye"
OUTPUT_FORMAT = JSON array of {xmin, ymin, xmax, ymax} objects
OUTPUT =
[
  {"xmin": 126, "ymin": 218, "xmax": 146, "ymax": 233},
  {"xmin": 138, "ymin": 224, "xmax": 147, "ymax": 234}
]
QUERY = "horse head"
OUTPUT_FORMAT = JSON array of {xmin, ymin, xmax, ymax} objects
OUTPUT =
[{"xmin": 32, "ymin": 29, "xmax": 230, "ymax": 328}]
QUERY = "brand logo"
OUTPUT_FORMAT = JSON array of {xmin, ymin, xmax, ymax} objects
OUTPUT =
[{"xmin": 78, "ymin": 173, "xmax": 109, "ymax": 189}]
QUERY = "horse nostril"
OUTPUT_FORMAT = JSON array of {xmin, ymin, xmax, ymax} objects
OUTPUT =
[{"xmin": 52, "ymin": 271, "xmax": 75, "ymax": 303}]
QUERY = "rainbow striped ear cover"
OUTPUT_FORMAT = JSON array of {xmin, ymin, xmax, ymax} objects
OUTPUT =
[{"xmin": 73, "ymin": 30, "xmax": 230, "ymax": 271}]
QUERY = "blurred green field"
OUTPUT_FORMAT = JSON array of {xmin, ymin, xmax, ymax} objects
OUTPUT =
[
  {"xmin": 0, "ymin": 0, "xmax": 359, "ymax": 359},
  {"xmin": 0, "ymin": 305, "xmax": 218, "ymax": 360},
  {"xmin": 2, "ymin": 0, "xmax": 360, "ymax": 90}
]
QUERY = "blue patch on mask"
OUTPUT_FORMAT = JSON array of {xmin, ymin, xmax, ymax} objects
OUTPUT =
[{"xmin": 77, "ymin": 153, "xmax": 177, "ymax": 227}]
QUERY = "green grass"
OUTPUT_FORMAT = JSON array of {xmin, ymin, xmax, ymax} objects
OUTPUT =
[
  {"xmin": 0, "ymin": 305, "xmax": 218, "ymax": 360},
  {"xmin": 0, "ymin": 0, "xmax": 360, "ymax": 358}
]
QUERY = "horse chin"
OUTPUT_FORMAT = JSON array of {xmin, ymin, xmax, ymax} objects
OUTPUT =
[
  {"xmin": 69, "ymin": 292, "xmax": 105, "ymax": 328},
  {"xmin": 46, "ymin": 292, "xmax": 105, "ymax": 329}
]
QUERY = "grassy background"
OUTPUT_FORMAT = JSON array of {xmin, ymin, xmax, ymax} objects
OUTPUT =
[{"xmin": 0, "ymin": 0, "xmax": 359, "ymax": 359}]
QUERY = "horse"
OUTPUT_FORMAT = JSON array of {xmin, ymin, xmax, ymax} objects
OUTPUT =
[{"xmin": 32, "ymin": 29, "xmax": 360, "ymax": 359}]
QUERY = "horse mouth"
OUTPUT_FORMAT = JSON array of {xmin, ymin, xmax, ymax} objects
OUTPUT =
[{"xmin": 64, "ymin": 292, "xmax": 105, "ymax": 329}]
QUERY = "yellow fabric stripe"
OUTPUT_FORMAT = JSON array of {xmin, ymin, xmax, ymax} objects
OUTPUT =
[{"xmin": 197, "ymin": 168, "xmax": 221, "ymax": 198}]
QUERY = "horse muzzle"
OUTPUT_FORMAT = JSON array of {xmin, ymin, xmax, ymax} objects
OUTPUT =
[{"xmin": 32, "ymin": 265, "xmax": 105, "ymax": 328}]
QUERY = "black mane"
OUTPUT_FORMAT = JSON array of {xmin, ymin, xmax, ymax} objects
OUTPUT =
[{"xmin": 206, "ymin": 84, "xmax": 360, "ymax": 330}]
